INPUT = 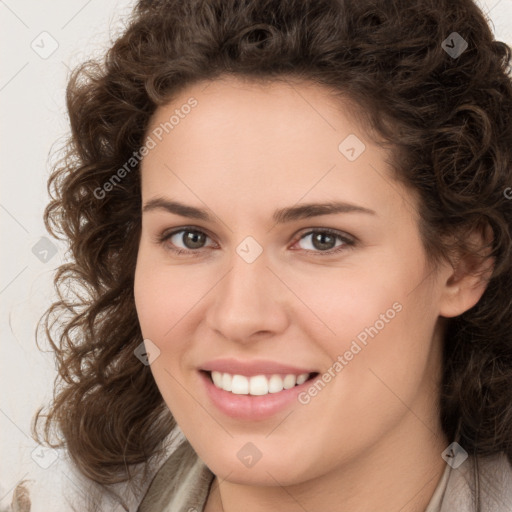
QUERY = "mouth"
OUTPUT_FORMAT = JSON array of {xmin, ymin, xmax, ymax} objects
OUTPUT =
[
  {"xmin": 200, "ymin": 370, "xmax": 320, "ymax": 396},
  {"xmin": 198, "ymin": 358, "xmax": 322, "ymax": 420}
]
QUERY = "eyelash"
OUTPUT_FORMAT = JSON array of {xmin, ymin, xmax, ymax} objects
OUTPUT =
[{"xmin": 156, "ymin": 226, "xmax": 356, "ymax": 257}]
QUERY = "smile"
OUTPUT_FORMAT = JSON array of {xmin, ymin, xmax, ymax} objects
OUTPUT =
[
  {"xmin": 199, "ymin": 368, "xmax": 320, "ymax": 420},
  {"xmin": 208, "ymin": 371, "xmax": 316, "ymax": 396}
]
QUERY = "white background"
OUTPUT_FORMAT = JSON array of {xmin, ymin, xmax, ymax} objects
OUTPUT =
[{"xmin": 1, "ymin": 0, "xmax": 511, "ymax": 508}]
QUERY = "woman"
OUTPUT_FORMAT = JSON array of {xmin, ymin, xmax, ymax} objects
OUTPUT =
[{"xmin": 11, "ymin": 0, "xmax": 512, "ymax": 510}]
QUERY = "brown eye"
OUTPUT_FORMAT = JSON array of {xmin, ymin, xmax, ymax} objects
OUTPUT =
[
  {"xmin": 159, "ymin": 228, "xmax": 214, "ymax": 254},
  {"xmin": 295, "ymin": 229, "xmax": 354, "ymax": 254},
  {"xmin": 311, "ymin": 232, "xmax": 337, "ymax": 251},
  {"xmin": 177, "ymin": 230, "xmax": 208, "ymax": 249}
]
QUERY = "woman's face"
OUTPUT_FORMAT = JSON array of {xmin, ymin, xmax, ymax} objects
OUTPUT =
[{"xmin": 134, "ymin": 76, "xmax": 451, "ymax": 486}]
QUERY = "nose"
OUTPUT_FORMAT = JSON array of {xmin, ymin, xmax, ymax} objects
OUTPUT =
[{"xmin": 205, "ymin": 249, "xmax": 290, "ymax": 344}]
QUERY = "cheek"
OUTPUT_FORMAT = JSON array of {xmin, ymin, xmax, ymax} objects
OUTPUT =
[
  {"xmin": 283, "ymin": 262, "xmax": 406, "ymax": 350},
  {"xmin": 133, "ymin": 255, "xmax": 195, "ymax": 410},
  {"xmin": 134, "ymin": 246, "xmax": 202, "ymax": 339},
  {"xmin": 321, "ymin": 286, "xmax": 440, "ymax": 431},
  {"xmin": 296, "ymin": 253, "xmax": 437, "ymax": 392}
]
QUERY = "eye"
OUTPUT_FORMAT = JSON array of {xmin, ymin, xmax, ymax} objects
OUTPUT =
[
  {"xmin": 157, "ymin": 226, "xmax": 355, "ymax": 257},
  {"xmin": 292, "ymin": 228, "xmax": 355, "ymax": 255},
  {"xmin": 158, "ymin": 227, "xmax": 216, "ymax": 255}
]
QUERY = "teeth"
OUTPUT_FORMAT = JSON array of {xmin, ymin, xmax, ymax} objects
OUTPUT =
[
  {"xmin": 210, "ymin": 371, "xmax": 310, "ymax": 395},
  {"xmin": 268, "ymin": 374, "xmax": 284, "ymax": 393},
  {"xmin": 232, "ymin": 374, "xmax": 249, "ymax": 394},
  {"xmin": 211, "ymin": 371, "xmax": 223, "ymax": 388},
  {"xmin": 296, "ymin": 373, "xmax": 308, "ymax": 385},
  {"xmin": 221, "ymin": 373, "xmax": 232, "ymax": 391},
  {"xmin": 249, "ymin": 375, "xmax": 268, "ymax": 396},
  {"xmin": 283, "ymin": 374, "xmax": 296, "ymax": 389}
]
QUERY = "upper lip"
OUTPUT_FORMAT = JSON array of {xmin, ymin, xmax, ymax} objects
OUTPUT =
[{"xmin": 199, "ymin": 358, "xmax": 317, "ymax": 377}]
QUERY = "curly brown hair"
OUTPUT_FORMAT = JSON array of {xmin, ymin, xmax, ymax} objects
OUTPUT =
[{"xmin": 25, "ymin": 0, "xmax": 512, "ymax": 509}]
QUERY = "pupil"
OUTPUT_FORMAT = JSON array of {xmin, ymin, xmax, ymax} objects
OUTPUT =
[
  {"xmin": 313, "ymin": 232, "xmax": 335, "ymax": 250},
  {"xmin": 184, "ymin": 231, "xmax": 205, "ymax": 249}
]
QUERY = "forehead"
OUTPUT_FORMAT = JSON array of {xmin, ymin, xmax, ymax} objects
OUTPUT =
[
  {"xmin": 140, "ymin": 75, "xmax": 416, "ymax": 226},
  {"xmin": 145, "ymin": 75, "xmax": 366, "ymax": 144}
]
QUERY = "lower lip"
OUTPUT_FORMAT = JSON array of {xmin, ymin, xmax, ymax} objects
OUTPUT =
[{"xmin": 199, "ymin": 371, "xmax": 313, "ymax": 421}]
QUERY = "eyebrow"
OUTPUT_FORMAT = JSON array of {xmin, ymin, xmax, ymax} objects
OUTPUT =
[{"xmin": 142, "ymin": 197, "xmax": 376, "ymax": 223}]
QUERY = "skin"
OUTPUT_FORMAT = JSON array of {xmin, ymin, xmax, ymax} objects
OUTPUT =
[{"xmin": 134, "ymin": 75, "xmax": 491, "ymax": 512}]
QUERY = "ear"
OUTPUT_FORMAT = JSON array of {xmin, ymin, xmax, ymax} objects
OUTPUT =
[{"xmin": 438, "ymin": 224, "xmax": 495, "ymax": 318}]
